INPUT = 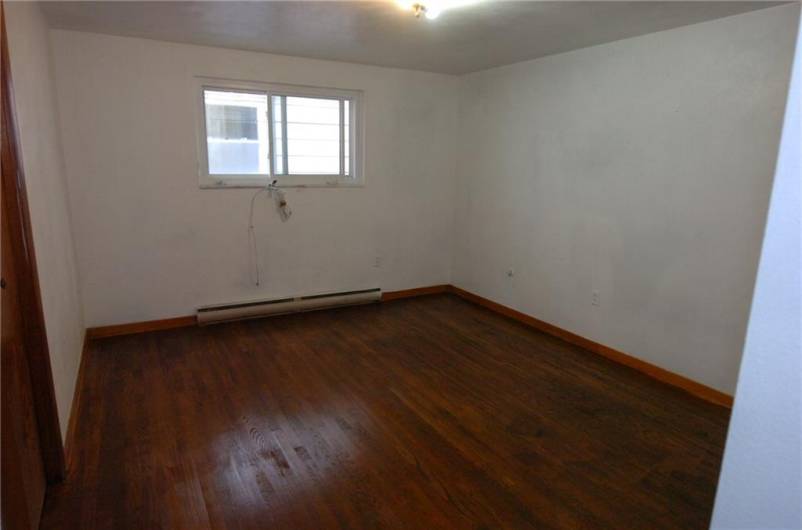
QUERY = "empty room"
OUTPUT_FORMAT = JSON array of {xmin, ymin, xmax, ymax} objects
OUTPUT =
[{"xmin": 2, "ymin": 1, "xmax": 800, "ymax": 529}]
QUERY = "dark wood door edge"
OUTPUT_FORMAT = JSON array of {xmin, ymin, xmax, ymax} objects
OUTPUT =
[{"xmin": 1, "ymin": 2, "xmax": 66, "ymax": 483}]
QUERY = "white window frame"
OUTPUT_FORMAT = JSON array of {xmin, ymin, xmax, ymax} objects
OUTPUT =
[{"xmin": 196, "ymin": 77, "xmax": 364, "ymax": 188}]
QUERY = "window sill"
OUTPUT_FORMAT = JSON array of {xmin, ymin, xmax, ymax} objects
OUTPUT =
[{"xmin": 199, "ymin": 177, "xmax": 365, "ymax": 189}]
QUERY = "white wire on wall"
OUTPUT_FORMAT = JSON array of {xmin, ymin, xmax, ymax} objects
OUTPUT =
[{"xmin": 247, "ymin": 180, "xmax": 292, "ymax": 286}]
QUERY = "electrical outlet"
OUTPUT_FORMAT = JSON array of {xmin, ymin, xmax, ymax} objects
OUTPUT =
[
  {"xmin": 373, "ymin": 256, "xmax": 383, "ymax": 268},
  {"xmin": 592, "ymin": 290, "xmax": 600, "ymax": 306}
]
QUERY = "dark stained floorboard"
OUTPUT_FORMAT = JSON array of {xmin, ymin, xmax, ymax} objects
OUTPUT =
[{"xmin": 41, "ymin": 294, "xmax": 730, "ymax": 529}]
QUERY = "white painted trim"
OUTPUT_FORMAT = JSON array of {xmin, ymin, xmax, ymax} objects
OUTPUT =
[{"xmin": 195, "ymin": 76, "xmax": 365, "ymax": 189}]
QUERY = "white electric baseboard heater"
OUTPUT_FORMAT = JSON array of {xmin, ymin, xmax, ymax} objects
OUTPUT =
[{"xmin": 196, "ymin": 288, "xmax": 382, "ymax": 325}]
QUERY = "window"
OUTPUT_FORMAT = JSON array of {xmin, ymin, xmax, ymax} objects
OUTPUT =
[
  {"xmin": 197, "ymin": 78, "xmax": 363, "ymax": 188},
  {"xmin": 204, "ymin": 90, "xmax": 269, "ymax": 176}
]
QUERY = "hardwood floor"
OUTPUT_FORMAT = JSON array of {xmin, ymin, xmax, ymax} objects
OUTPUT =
[{"xmin": 41, "ymin": 294, "xmax": 730, "ymax": 529}]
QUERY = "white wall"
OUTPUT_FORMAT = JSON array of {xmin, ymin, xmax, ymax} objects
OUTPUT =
[
  {"xmin": 452, "ymin": 4, "xmax": 799, "ymax": 394},
  {"xmin": 5, "ymin": 3, "xmax": 85, "ymax": 438},
  {"xmin": 49, "ymin": 30, "xmax": 458, "ymax": 327},
  {"xmin": 711, "ymin": 8, "xmax": 802, "ymax": 528},
  {"xmin": 43, "ymin": 6, "xmax": 797, "ymax": 398}
]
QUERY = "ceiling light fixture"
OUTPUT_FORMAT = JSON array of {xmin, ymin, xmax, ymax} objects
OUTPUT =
[
  {"xmin": 397, "ymin": 1, "xmax": 438, "ymax": 19},
  {"xmin": 397, "ymin": 0, "xmax": 479, "ymax": 20}
]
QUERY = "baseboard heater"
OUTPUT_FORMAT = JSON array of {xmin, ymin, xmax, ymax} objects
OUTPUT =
[{"xmin": 196, "ymin": 288, "xmax": 382, "ymax": 325}]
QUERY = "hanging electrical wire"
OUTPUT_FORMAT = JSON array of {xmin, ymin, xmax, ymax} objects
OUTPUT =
[{"xmin": 247, "ymin": 180, "xmax": 292, "ymax": 286}]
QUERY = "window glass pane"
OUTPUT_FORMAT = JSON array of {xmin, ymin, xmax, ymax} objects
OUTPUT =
[
  {"xmin": 206, "ymin": 105, "xmax": 258, "ymax": 139},
  {"xmin": 205, "ymin": 89, "xmax": 268, "ymax": 175},
  {"xmin": 284, "ymin": 96, "xmax": 340, "ymax": 175}
]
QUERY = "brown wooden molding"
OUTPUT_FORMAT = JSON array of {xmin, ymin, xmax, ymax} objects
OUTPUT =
[
  {"xmin": 446, "ymin": 285, "xmax": 733, "ymax": 408},
  {"xmin": 80, "ymin": 284, "xmax": 732, "ymax": 408},
  {"xmin": 63, "ymin": 332, "xmax": 90, "ymax": 473},
  {"xmin": 86, "ymin": 285, "xmax": 450, "ymax": 339},
  {"xmin": 381, "ymin": 285, "xmax": 449, "ymax": 301},
  {"xmin": 1, "ymin": 5, "xmax": 66, "ymax": 483},
  {"xmin": 86, "ymin": 315, "xmax": 197, "ymax": 339}
]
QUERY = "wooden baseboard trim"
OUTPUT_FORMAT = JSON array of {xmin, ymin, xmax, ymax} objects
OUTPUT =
[
  {"xmin": 446, "ymin": 285, "xmax": 734, "ymax": 408},
  {"xmin": 382, "ymin": 285, "xmax": 449, "ymax": 301},
  {"xmin": 64, "ymin": 331, "xmax": 90, "ymax": 474},
  {"xmin": 86, "ymin": 315, "xmax": 197, "ymax": 339},
  {"xmin": 79, "ymin": 285, "xmax": 732, "ymax": 408},
  {"xmin": 86, "ymin": 286, "xmax": 450, "ymax": 339}
]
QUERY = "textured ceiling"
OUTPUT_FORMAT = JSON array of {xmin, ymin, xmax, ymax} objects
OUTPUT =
[{"xmin": 41, "ymin": 1, "xmax": 782, "ymax": 74}]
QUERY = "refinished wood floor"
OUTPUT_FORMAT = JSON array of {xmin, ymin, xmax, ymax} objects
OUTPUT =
[{"xmin": 41, "ymin": 294, "xmax": 730, "ymax": 529}]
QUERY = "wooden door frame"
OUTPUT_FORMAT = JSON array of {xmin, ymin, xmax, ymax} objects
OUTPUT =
[{"xmin": 1, "ymin": 2, "xmax": 66, "ymax": 484}]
